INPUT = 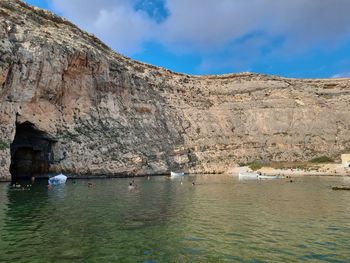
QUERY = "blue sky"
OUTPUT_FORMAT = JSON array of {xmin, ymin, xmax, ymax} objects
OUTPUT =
[{"xmin": 25, "ymin": 0, "xmax": 350, "ymax": 78}]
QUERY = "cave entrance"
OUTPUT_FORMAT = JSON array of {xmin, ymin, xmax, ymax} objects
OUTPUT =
[{"xmin": 10, "ymin": 122, "xmax": 56, "ymax": 181}]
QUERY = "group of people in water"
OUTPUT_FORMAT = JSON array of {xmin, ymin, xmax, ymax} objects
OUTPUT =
[
  {"xmin": 10, "ymin": 175, "xmax": 197, "ymax": 191},
  {"xmin": 9, "ymin": 176, "xmax": 36, "ymax": 190},
  {"xmin": 128, "ymin": 177, "xmax": 196, "ymax": 191}
]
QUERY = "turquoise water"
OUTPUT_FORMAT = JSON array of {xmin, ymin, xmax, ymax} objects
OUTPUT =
[{"xmin": 0, "ymin": 175, "xmax": 350, "ymax": 262}]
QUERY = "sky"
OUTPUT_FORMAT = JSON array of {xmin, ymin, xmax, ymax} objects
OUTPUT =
[{"xmin": 24, "ymin": 0, "xmax": 350, "ymax": 78}]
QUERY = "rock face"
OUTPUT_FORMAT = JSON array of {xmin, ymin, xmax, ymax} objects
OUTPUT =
[{"xmin": 0, "ymin": 0, "xmax": 350, "ymax": 181}]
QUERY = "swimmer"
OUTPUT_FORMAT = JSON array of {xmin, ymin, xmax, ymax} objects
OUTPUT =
[
  {"xmin": 128, "ymin": 182, "xmax": 135, "ymax": 190},
  {"xmin": 131, "ymin": 179, "xmax": 137, "ymax": 188}
]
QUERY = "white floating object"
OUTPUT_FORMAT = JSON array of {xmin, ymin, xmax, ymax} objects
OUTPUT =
[
  {"xmin": 238, "ymin": 172, "xmax": 259, "ymax": 180},
  {"xmin": 48, "ymin": 174, "xmax": 67, "ymax": 185},
  {"xmin": 170, "ymin": 171, "xmax": 185, "ymax": 177},
  {"xmin": 239, "ymin": 172, "xmax": 284, "ymax": 181}
]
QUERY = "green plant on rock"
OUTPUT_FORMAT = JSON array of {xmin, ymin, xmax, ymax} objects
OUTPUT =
[
  {"xmin": 5, "ymin": 57, "xmax": 13, "ymax": 64},
  {"xmin": 111, "ymin": 153, "xmax": 119, "ymax": 161},
  {"xmin": 248, "ymin": 161, "xmax": 265, "ymax": 171},
  {"xmin": 0, "ymin": 140, "xmax": 9, "ymax": 150},
  {"xmin": 310, "ymin": 156, "xmax": 334, "ymax": 164}
]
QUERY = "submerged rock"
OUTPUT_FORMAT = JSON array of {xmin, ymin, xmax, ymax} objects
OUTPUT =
[{"xmin": 0, "ymin": 0, "xmax": 350, "ymax": 180}]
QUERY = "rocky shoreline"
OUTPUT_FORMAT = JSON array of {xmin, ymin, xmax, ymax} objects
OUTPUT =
[
  {"xmin": 1, "ymin": 164, "xmax": 348, "ymax": 183},
  {"xmin": 229, "ymin": 164, "xmax": 350, "ymax": 178}
]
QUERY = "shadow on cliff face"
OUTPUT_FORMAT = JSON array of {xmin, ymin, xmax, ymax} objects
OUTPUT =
[{"xmin": 10, "ymin": 122, "xmax": 56, "ymax": 181}]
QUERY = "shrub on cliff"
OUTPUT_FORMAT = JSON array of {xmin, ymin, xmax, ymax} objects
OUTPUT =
[
  {"xmin": 0, "ymin": 140, "xmax": 9, "ymax": 150},
  {"xmin": 310, "ymin": 156, "xmax": 334, "ymax": 163},
  {"xmin": 248, "ymin": 161, "xmax": 265, "ymax": 171}
]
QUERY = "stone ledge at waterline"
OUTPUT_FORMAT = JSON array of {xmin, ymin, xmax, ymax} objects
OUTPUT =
[{"xmin": 0, "ymin": 0, "xmax": 350, "ymax": 181}]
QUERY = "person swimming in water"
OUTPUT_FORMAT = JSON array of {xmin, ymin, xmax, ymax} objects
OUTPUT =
[
  {"xmin": 128, "ymin": 182, "xmax": 135, "ymax": 190},
  {"xmin": 130, "ymin": 179, "xmax": 138, "ymax": 187}
]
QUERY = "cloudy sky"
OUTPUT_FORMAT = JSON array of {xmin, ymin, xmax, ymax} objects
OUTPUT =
[{"xmin": 25, "ymin": 0, "xmax": 350, "ymax": 78}]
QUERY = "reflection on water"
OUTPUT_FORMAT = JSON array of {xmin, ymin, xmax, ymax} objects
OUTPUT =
[{"xmin": 0, "ymin": 175, "xmax": 350, "ymax": 262}]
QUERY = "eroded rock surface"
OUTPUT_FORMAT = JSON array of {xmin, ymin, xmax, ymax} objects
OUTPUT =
[{"xmin": 0, "ymin": 0, "xmax": 350, "ymax": 180}]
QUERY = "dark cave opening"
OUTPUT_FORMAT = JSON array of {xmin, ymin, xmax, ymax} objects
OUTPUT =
[{"xmin": 10, "ymin": 122, "xmax": 56, "ymax": 180}]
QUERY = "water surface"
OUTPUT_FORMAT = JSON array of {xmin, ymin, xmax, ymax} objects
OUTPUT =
[{"xmin": 0, "ymin": 175, "xmax": 349, "ymax": 262}]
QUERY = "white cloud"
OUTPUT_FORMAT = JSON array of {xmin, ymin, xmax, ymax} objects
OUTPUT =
[
  {"xmin": 92, "ymin": 7, "xmax": 155, "ymax": 54},
  {"xmin": 160, "ymin": 0, "xmax": 350, "ymax": 52},
  {"xmin": 51, "ymin": 0, "xmax": 156, "ymax": 54},
  {"xmin": 50, "ymin": 0, "xmax": 350, "ymax": 69},
  {"xmin": 159, "ymin": 0, "xmax": 259, "ymax": 50}
]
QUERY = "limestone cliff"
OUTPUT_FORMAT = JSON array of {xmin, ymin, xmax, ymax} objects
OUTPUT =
[{"xmin": 0, "ymin": 0, "xmax": 350, "ymax": 181}]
